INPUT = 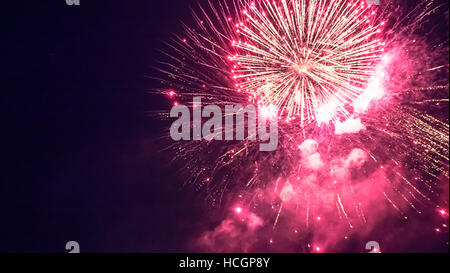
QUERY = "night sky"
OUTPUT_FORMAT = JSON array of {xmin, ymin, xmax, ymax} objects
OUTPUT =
[
  {"xmin": 2, "ymin": 0, "xmax": 449, "ymax": 253},
  {"xmin": 3, "ymin": 0, "xmax": 211, "ymax": 252}
]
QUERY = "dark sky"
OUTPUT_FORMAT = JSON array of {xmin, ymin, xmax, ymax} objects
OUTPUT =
[
  {"xmin": 3, "ymin": 0, "xmax": 209, "ymax": 252},
  {"xmin": 2, "ymin": 0, "xmax": 449, "ymax": 253}
]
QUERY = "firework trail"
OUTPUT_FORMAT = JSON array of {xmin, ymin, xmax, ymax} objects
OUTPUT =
[{"xmin": 154, "ymin": 0, "xmax": 449, "ymax": 252}]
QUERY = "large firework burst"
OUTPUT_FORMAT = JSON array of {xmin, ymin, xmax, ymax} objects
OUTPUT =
[
  {"xmin": 154, "ymin": 0, "xmax": 449, "ymax": 252},
  {"xmin": 230, "ymin": 0, "xmax": 384, "ymax": 123}
]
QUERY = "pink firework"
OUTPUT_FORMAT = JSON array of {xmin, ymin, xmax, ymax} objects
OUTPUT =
[{"xmin": 156, "ymin": 0, "xmax": 449, "ymax": 252}]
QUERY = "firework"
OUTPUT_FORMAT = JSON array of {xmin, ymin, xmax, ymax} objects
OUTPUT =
[
  {"xmin": 230, "ymin": 0, "xmax": 385, "ymax": 124},
  {"xmin": 155, "ymin": 0, "xmax": 449, "ymax": 252}
]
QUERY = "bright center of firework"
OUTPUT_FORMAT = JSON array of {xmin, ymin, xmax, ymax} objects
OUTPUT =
[
  {"xmin": 293, "ymin": 62, "xmax": 310, "ymax": 75},
  {"xmin": 230, "ymin": 0, "xmax": 384, "ymax": 124}
]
